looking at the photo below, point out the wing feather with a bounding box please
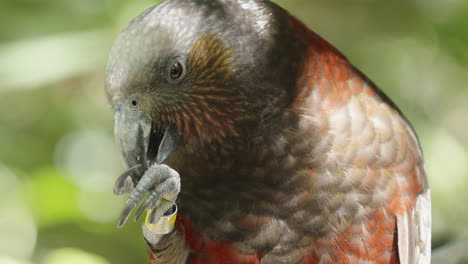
[397,189,431,264]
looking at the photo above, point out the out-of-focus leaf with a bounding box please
[0,256,33,264]
[0,29,113,92]
[24,168,84,228]
[0,165,37,260]
[432,239,468,264]
[41,248,110,264]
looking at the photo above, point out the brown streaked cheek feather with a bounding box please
[160,34,246,142]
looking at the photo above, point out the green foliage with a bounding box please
[25,168,82,227]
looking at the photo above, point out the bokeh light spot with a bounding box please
[77,190,123,223]
[54,129,120,192]
[0,166,37,260]
[41,248,110,264]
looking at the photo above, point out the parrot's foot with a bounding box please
[117,164,181,228]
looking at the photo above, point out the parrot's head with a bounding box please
[105,0,304,175]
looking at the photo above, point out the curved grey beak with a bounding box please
[113,105,181,194]
[114,105,152,184]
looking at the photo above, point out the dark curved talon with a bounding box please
[114,164,142,195]
[148,200,176,224]
[148,208,159,224]
[118,200,138,228]
[134,197,156,221]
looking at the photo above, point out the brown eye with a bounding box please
[169,61,183,80]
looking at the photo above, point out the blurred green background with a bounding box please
[1,0,468,263]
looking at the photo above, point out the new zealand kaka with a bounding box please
[105,0,431,263]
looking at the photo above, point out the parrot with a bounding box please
[105,0,431,263]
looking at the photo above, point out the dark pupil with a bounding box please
[170,62,183,79]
